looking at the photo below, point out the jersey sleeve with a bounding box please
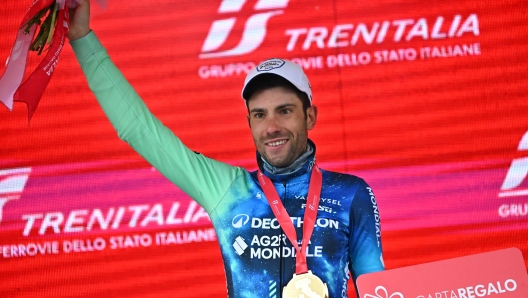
[348,178,385,280]
[70,31,241,213]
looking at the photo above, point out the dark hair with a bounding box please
[244,73,311,114]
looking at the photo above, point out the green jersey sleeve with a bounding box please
[70,31,242,213]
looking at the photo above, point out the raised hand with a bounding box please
[68,0,91,41]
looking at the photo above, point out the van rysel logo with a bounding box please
[199,0,289,59]
[499,130,528,197]
[0,167,31,226]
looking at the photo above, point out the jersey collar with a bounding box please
[256,139,317,182]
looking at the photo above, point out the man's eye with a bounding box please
[254,113,264,119]
[281,109,291,115]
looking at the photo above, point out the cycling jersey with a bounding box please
[71,31,385,298]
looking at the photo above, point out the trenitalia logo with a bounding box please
[0,167,31,225]
[499,131,528,197]
[199,0,288,59]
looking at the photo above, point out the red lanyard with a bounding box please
[257,163,322,274]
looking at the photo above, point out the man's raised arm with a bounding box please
[67,0,241,213]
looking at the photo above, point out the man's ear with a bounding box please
[306,105,318,130]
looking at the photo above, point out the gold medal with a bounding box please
[283,271,329,298]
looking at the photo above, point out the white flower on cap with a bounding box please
[242,58,312,103]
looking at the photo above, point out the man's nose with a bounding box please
[265,115,281,134]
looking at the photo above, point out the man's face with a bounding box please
[247,87,317,168]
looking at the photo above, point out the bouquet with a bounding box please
[0,0,107,121]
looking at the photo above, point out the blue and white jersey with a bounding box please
[211,145,385,297]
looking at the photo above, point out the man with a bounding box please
[68,1,384,297]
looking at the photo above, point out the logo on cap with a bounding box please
[257,59,285,72]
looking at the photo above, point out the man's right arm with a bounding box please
[69,2,241,213]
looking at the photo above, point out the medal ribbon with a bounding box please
[257,162,322,274]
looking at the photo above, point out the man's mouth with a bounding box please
[266,139,288,147]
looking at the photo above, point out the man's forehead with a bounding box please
[247,88,302,110]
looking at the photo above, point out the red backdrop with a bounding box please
[1,0,527,297]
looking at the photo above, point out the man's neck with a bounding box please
[261,142,314,175]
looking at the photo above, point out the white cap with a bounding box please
[241,58,312,103]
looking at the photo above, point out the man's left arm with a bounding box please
[348,179,385,280]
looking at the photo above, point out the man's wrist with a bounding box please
[68,28,92,41]
[70,31,103,66]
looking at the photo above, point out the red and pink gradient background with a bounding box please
[1,0,527,297]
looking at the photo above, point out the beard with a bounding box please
[255,129,308,168]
